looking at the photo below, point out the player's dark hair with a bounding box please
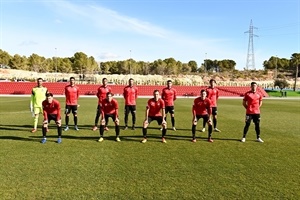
[106,92,113,97]
[46,93,53,97]
[102,78,107,82]
[37,78,43,81]
[153,89,159,94]
[200,89,206,94]
[167,80,172,83]
[209,79,216,84]
[129,78,134,81]
[251,82,257,85]
[70,77,75,81]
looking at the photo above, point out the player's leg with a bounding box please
[212,107,221,132]
[41,118,49,143]
[242,115,252,142]
[170,106,176,130]
[253,114,263,142]
[141,117,151,143]
[93,105,101,131]
[123,105,130,129]
[114,115,121,141]
[130,105,136,130]
[32,107,41,132]
[201,116,206,132]
[72,106,79,130]
[213,114,217,129]
[164,108,169,122]
[192,116,199,142]
[98,114,106,142]
[205,116,213,142]
[55,116,62,143]
[159,117,167,143]
[64,105,71,131]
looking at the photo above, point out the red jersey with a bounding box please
[97,85,112,105]
[101,98,119,116]
[206,87,219,107]
[42,99,61,121]
[65,85,79,105]
[243,90,262,114]
[147,98,165,117]
[123,85,138,105]
[192,97,212,116]
[161,87,177,106]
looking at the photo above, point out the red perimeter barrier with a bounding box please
[0,82,268,97]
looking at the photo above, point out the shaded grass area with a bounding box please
[0,97,299,199]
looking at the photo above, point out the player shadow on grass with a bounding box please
[0,135,39,142]
[0,124,32,132]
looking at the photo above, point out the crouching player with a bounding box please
[192,89,213,143]
[141,90,167,143]
[98,92,120,142]
[41,93,62,144]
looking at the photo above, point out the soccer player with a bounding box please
[98,92,120,142]
[40,93,62,144]
[192,89,213,143]
[203,79,221,132]
[64,77,80,131]
[92,78,112,131]
[161,80,177,131]
[241,82,264,143]
[123,78,138,130]
[141,90,167,143]
[30,78,48,133]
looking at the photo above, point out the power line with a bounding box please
[259,32,300,37]
[258,22,300,31]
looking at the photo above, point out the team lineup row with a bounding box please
[30,77,264,144]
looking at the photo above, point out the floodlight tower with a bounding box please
[245,20,258,70]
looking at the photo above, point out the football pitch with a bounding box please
[0,96,299,200]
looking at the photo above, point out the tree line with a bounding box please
[0,49,299,76]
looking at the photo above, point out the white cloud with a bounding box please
[98,52,120,61]
[46,1,170,38]
[54,19,63,24]
[19,41,38,46]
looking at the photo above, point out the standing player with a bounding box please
[123,78,138,130]
[161,80,177,131]
[92,78,112,131]
[203,79,221,132]
[64,77,80,131]
[41,93,62,144]
[192,89,213,143]
[30,78,48,133]
[241,82,264,143]
[98,92,120,142]
[141,90,167,143]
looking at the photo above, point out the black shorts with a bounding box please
[105,114,117,122]
[165,106,175,114]
[245,114,260,123]
[195,114,209,124]
[124,105,136,114]
[148,116,163,125]
[65,105,78,114]
[212,107,218,115]
[47,114,60,123]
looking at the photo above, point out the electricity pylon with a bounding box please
[245,19,258,70]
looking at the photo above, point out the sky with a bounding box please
[0,0,299,70]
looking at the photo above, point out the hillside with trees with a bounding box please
[0,49,299,90]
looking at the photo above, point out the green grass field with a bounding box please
[0,96,299,200]
[266,90,300,97]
